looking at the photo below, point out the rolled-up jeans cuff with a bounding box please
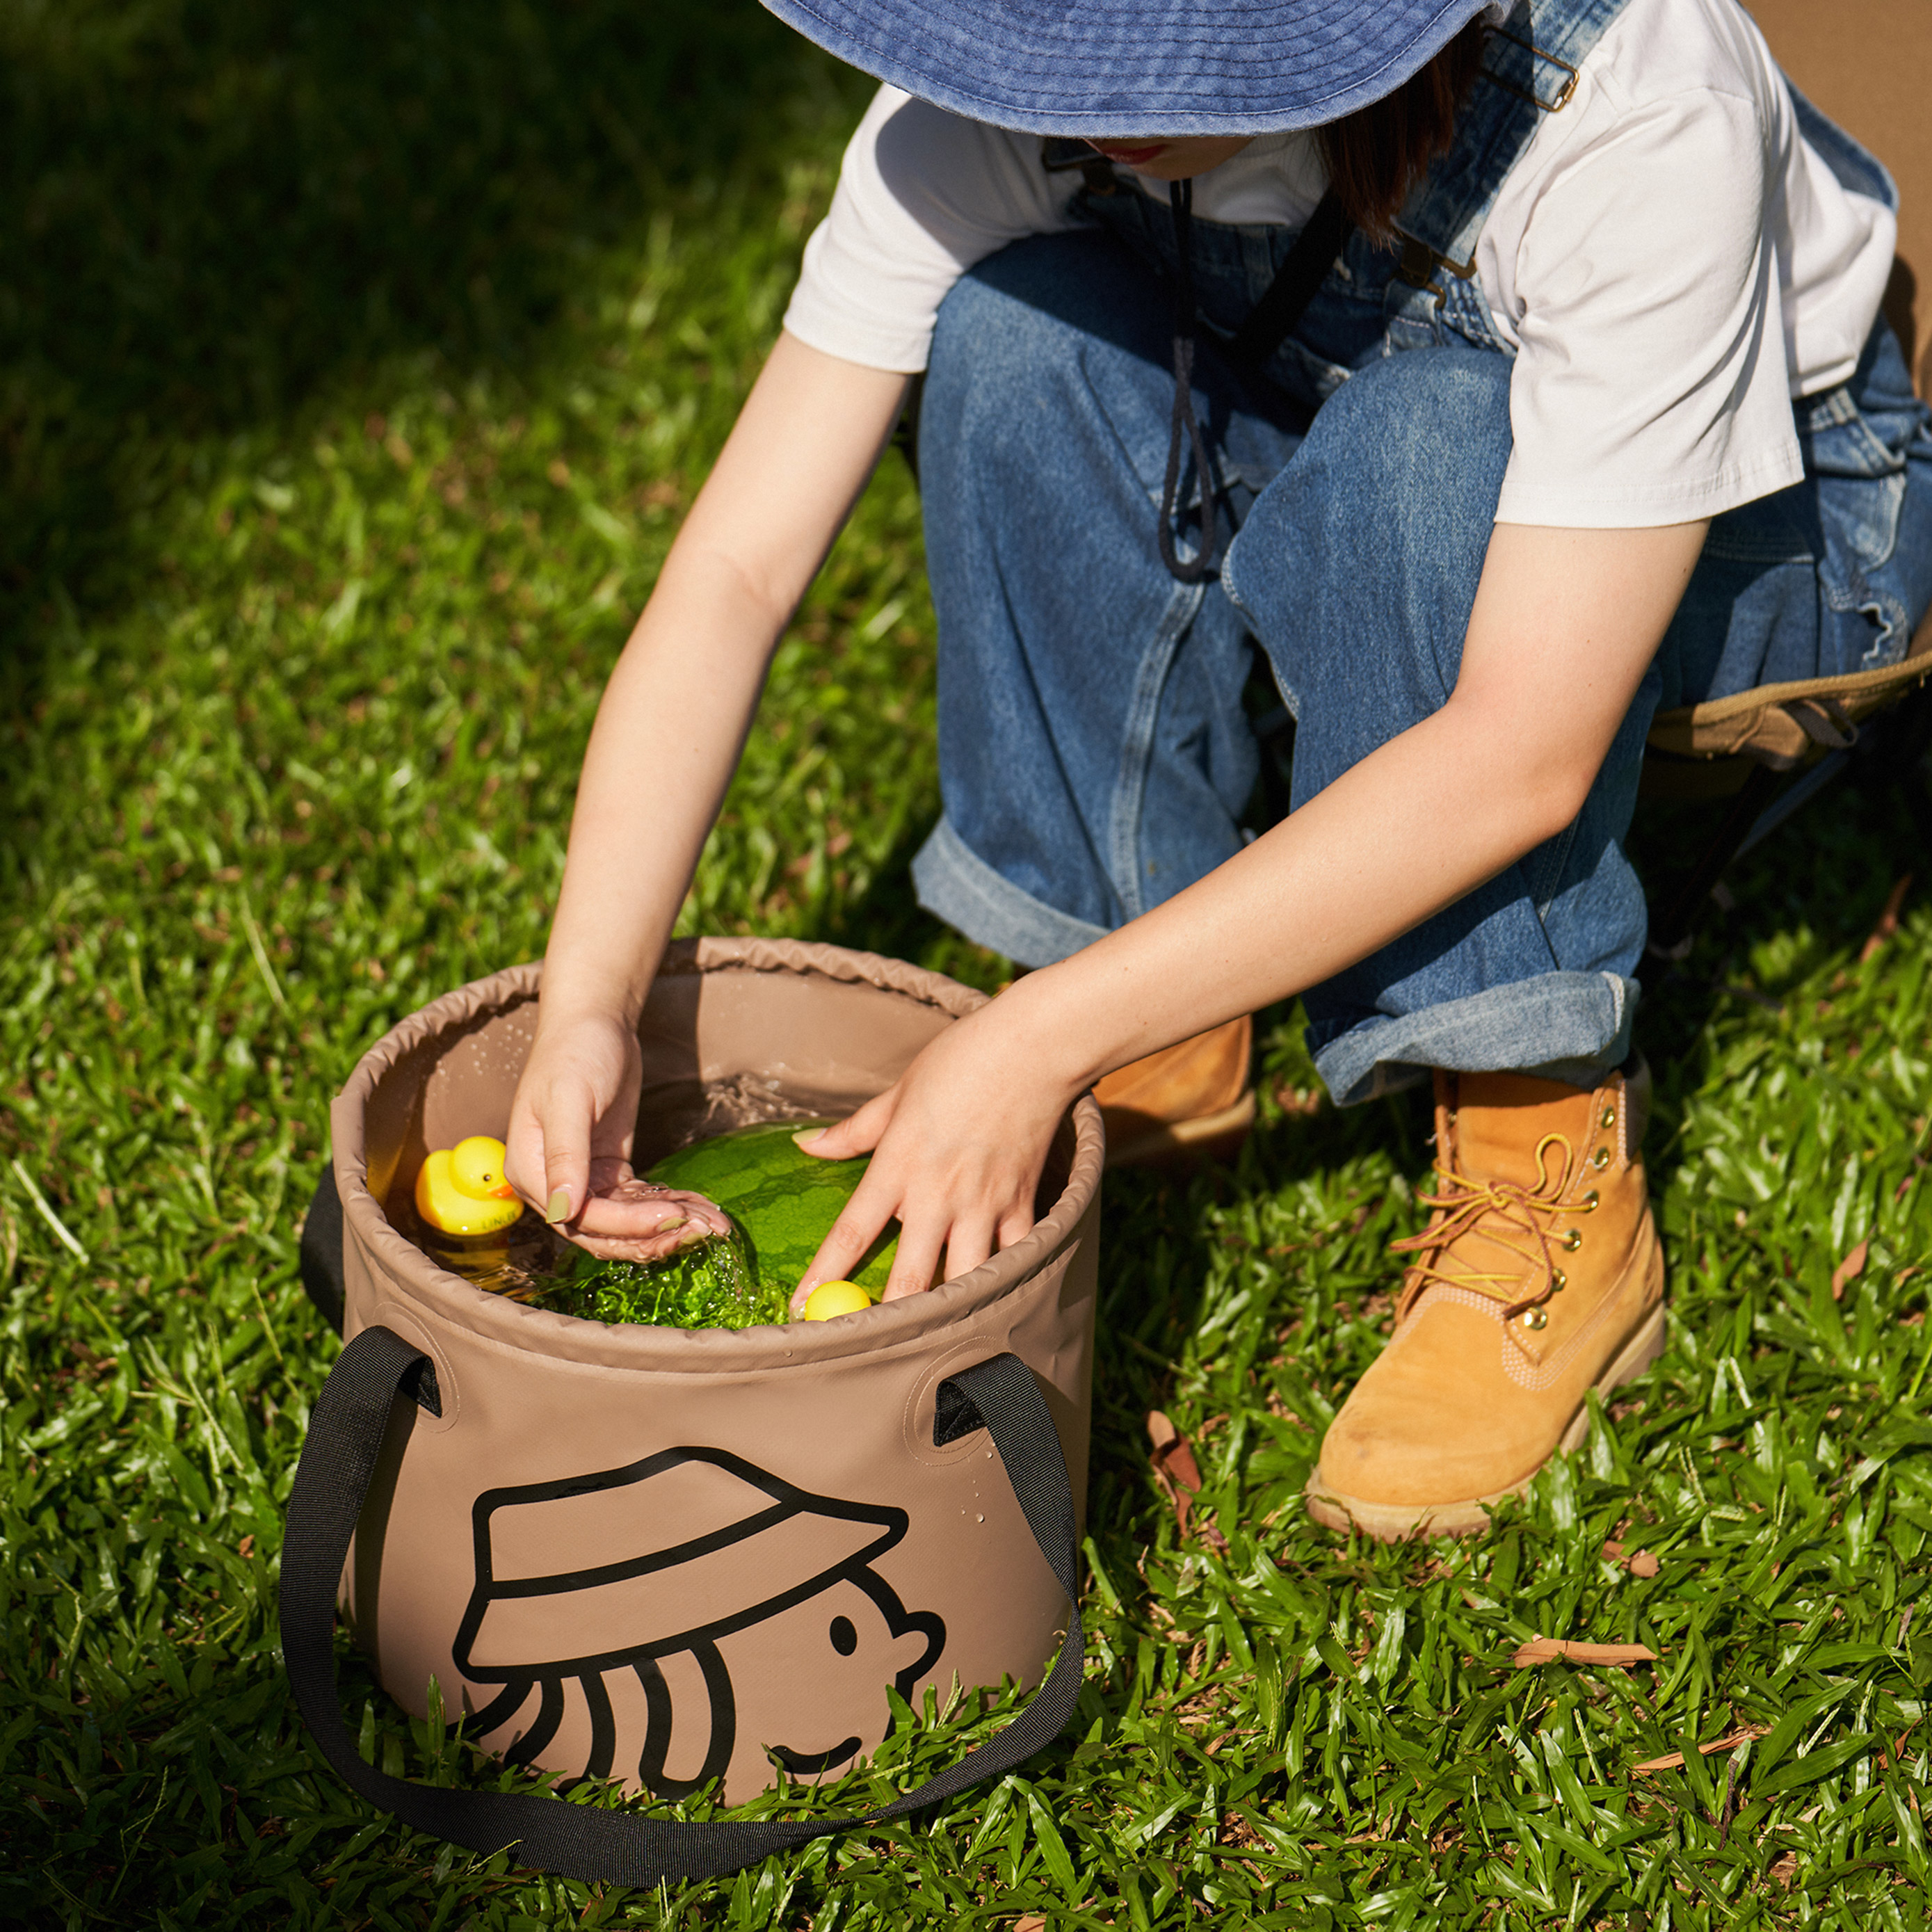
[1313,970,1639,1107]
[911,816,1111,968]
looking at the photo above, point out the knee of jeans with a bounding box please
[926,261,1095,446]
[1301,346,1513,510]
[926,232,1177,475]
[1226,346,1513,664]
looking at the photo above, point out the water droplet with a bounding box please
[975,1513,984,1524]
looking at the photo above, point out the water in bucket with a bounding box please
[396,1085,898,1330]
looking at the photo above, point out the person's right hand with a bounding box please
[505,1006,729,1264]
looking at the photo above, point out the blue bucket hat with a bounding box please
[760,0,1497,137]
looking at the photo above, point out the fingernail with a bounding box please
[791,1128,825,1148]
[656,1212,686,1232]
[545,1187,570,1225]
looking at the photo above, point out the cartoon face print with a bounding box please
[714,1568,944,1787]
[452,1445,947,1805]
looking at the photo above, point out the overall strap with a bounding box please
[1227,188,1354,374]
[1782,79,1896,214]
[1390,0,1633,297]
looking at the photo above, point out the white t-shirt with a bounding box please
[782,0,1897,529]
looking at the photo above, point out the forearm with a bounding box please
[538,333,909,1029]
[1000,517,1709,1097]
[999,700,1573,1090]
[538,558,778,1028]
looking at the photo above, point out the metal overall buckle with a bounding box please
[1392,31,1579,297]
[1483,29,1582,113]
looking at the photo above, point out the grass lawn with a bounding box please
[3,3,1931,1926]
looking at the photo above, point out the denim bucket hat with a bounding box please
[759,0,1498,136]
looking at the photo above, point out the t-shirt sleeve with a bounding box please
[1495,86,1806,528]
[782,86,1083,374]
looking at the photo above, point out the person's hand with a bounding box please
[506,1006,729,1263]
[788,997,1081,1312]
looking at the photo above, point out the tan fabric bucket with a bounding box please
[283,938,1104,1886]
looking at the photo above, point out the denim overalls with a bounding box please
[908,0,1932,1104]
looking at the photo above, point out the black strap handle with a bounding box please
[280,1323,1085,1887]
[299,1168,346,1337]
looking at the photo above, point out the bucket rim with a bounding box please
[329,937,1104,1371]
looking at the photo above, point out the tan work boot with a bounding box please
[1094,1015,1255,1167]
[1305,1060,1666,1540]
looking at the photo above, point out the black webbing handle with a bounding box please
[299,1168,346,1337]
[280,1325,1086,1887]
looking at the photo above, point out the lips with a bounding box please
[1090,141,1168,166]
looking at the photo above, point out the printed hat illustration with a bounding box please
[452,1447,945,1796]
[455,1448,913,1675]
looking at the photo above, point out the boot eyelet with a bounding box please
[1581,1189,1599,1211]
[1550,1269,1566,1293]
[1600,1105,1617,1129]
[1590,1147,1611,1170]
[1562,1227,1582,1251]
[1523,1307,1549,1330]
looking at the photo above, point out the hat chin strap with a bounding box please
[1158,177,1217,586]
[1153,179,1355,586]
[280,1325,1086,1888]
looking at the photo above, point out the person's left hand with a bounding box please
[787,995,1081,1312]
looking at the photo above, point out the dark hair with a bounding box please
[1318,22,1490,240]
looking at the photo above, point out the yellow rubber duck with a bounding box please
[414,1134,522,1237]
[800,1279,873,1321]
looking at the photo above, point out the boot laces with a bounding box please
[1391,1131,1583,1349]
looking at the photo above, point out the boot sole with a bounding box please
[1303,1270,1668,1543]
[1103,1090,1256,1170]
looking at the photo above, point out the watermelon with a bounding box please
[544,1121,897,1330]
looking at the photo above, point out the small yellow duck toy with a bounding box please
[414,1134,523,1237]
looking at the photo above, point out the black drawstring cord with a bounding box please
[1159,177,1217,585]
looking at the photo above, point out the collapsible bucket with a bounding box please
[283,937,1104,1885]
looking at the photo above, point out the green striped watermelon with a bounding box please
[547,1121,897,1329]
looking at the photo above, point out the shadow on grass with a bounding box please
[1625,757,1931,1150]
[0,0,858,666]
